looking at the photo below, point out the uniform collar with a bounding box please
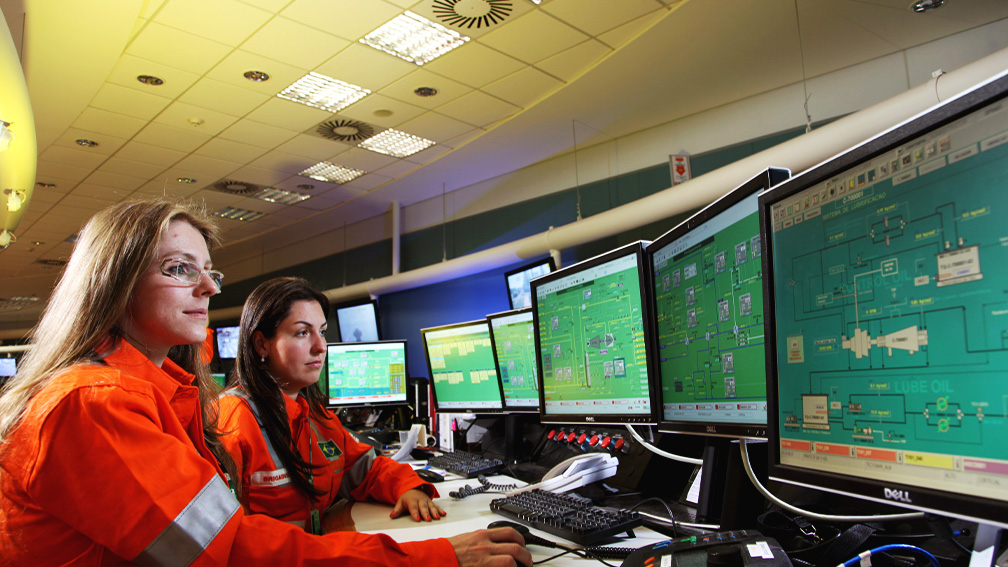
[283,392,309,421]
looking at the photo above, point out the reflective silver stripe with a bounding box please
[222,390,282,468]
[338,443,376,499]
[135,475,239,567]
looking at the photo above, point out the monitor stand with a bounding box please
[969,523,1003,567]
[504,413,526,463]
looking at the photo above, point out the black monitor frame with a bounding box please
[333,297,381,343]
[487,307,540,413]
[421,319,505,415]
[532,241,659,425]
[760,72,1008,529]
[322,339,409,408]
[648,168,790,439]
[504,257,556,310]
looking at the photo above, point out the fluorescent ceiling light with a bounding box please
[277,72,371,112]
[213,207,264,222]
[251,187,312,205]
[360,11,469,65]
[359,128,435,158]
[300,162,367,184]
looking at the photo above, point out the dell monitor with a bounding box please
[324,340,408,407]
[532,241,658,425]
[648,168,790,439]
[761,73,1008,531]
[505,257,556,309]
[422,320,504,413]
[335,299,381,342]
[215,325,239,359]
[487,308,540,412]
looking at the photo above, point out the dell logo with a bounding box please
[884,488,912,503]
[586,416,596,422]
[706,425,717,433]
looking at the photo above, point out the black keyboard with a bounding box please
[426,450,504,478]
[489,489,642,546]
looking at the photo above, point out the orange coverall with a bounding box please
[0,340,456,566]
[217,389,435,531]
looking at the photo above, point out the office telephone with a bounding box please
[510,453,618,494]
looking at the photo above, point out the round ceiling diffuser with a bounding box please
[432,0,513,29]
[316,119,376,143]
[214,180,259,195]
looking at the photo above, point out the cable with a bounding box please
[837,544,941,567]
[628,497,678,537]
[624,424,703,465]
[738,438,924,523]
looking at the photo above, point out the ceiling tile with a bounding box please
[71,108,147,140]
[153,0,272,47]
[135,178,204,198]
[132,122,214,153]
[337,93,426,129]
[342,171,393,191]
[277,134,349,161]
[382,68,474,109]
[241,16,352,69]
[226,164,291,185]
[315,43,418,92]
[479,10,589,64]
[541,0,661,37]
[178,78,272,117]
[436,90,519,127]
[35,161,95,185]
[596,9,668,49]
[330,147,399,171]
[206,49,309,92]
[398,110,478,142]
[248,150,316,175]
[535,38,611,81]
[126,22,232,75]
[424,41,525,88]
[153,101,241,136]
[173,154,244,178]
[39,145,107,171]
[70,183,136,200]
[98,157,169,179]
[81,170,149,192]
[105,54,201,99]
[245,96,333,131]
[218,119,299,149]
[482,66,564,108]
[373,158,421,179]
[194,137,269,162]
[282,0,403,42]
[115,141,188,167]
[90,82,172,121]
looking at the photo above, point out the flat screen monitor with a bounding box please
[422,320,504,413]
[487,308,540,412]
[0,357,15,377]
[324,340,408,407]
[761,72,1008,529]
[532,241,657,425]
[648,168,790,438]
[215,326,239,359]
[335,299,380,343]
[505,257,556,309]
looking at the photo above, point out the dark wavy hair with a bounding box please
[229,276,331,502]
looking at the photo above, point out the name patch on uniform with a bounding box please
[250,468,291,487]
[318,440,342,460]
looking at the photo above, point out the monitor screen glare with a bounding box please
[336,302,380,342]
[488,309,540,410]
[325,341,407,406]
[215,326,239,359]
[0,358,15,377]
[533,243,654,423]
[423,321,503,412]
[506,260,554,309]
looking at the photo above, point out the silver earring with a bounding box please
[260,355,266,363]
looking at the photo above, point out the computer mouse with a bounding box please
[414,468,444,483]
[487,520,555,548]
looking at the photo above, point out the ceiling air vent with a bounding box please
[214,179,260,195]
[35,258,67,267]
[315,119,376,143]
[432,0,513,29]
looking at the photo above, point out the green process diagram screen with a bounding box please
[490,310,539,408]
[424,322,502,411]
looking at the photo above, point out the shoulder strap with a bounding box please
[221,388,283,469]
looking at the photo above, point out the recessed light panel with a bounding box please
[359,128,435,158]
[278,72,371,113]
[360,11,469,65]
[300,162,367,184]
[251,187,312,205]
[213,207,264,222]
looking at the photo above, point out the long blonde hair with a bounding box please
[0,199,232,477]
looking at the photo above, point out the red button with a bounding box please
[613,438,625,450]
[589,435,599,446]
[566,432,577,443]
[600,436,612,448]
[577,433,587,444]
[547,430,556,440]
[557,430,566,441]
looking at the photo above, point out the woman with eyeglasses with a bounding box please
[217,277,444,534]
[0,199,531,567]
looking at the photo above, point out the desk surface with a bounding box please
[349,472,668,566]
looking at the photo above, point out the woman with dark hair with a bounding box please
[0,199,530,567]
[218,277,443,533]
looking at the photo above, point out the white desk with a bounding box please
[348,472,668,566]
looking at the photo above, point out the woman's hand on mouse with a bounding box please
[390,488,446,522]
[449,527,532,567]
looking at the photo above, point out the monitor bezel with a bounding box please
[531,240,659,425]
[214,325,240,360]
[759,73,1008,528]
[648,168,790,439]
[421,319,505,415]
[322,339,409,408]
[333,297,382,343]
[487,307,540,413]
[504,257,556,310]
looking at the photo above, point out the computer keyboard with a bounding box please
[425,449,505,478]
[489,488,642,546]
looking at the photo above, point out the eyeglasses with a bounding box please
[160,258,224,291]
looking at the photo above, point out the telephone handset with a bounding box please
[510,453,618,495]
